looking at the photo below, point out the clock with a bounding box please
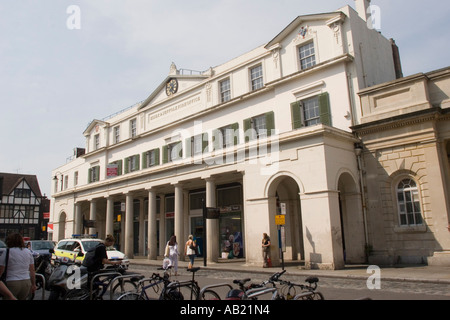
[165,78,178,96]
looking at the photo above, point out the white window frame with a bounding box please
[298,41,316,70]
[396,178,423,227]
[250,64,263,91]
[219,78,231,103]
[114,126,120,144]
[130,119,137,138]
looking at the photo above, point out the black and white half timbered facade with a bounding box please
[0,173,48,241]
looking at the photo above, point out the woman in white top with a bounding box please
[0,233,36,300]
[166,235,179,275]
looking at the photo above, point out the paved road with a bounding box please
[128,265,450,300]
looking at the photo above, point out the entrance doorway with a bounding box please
[267,175,304,262]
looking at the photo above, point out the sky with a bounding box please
[0,0,449,198]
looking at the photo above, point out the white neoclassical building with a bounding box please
[50,1,401,269]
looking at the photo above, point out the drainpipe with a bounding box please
[355,143,369,257]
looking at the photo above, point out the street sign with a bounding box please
[275,215,285,225]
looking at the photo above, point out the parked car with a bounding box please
[54,237,129,269]
[25,240,55,258]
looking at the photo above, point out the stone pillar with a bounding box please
[124,192,134,258]
[174,184,184,260]
[300,190,344,270]
[138,197,145,256]
[205,178,219,262]
[74,202,82,235]
[159,194,166,257]
[147,189,157,260]
[89,199,97,235]
[105,196,114,237]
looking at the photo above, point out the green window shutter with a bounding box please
[265,112,275,137]
[243,118,252,142]
[124,157,129,174]
[202,133,209,153]
[88,168,92,183]
[142,151,148,169]
[134,154,140,171]
[185,137,192,158]
[231,123,239,145]
[117,160,123,176]
[318,92,331,126]
[154,148,160,166]
[212,129,221,151]
[95,166,100,181]
[162,145,168,164]
[290,101,303,129]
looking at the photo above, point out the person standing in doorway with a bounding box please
[262,233,271,268]
[185,235,196,269]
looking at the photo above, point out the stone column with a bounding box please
[124,192,134,258]
[174,184,184,259]
[89,199,97,235]
[205,178,219,262]
[105,196,114,237]
[147,189,157,260]
[74,202,82,235]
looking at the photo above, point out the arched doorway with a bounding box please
[337,171,366,263]
[58,211,66,240]
[266,174,304,265]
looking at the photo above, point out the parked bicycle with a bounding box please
[64,264,143,300]
[264,270,324,300]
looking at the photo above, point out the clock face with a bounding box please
[166,78,178,96]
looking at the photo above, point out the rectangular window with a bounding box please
[64,175,69,190]
[219,78,231,102]
[213,124,239,150]
[114,126,120,144]
[243,112,275,142]
[14,189,31,198]
[130,119,137,138]
[74,171,79,186]
[162,142,183,163]
[88,166,100,183]
[250,65,263,91]
[290,92,331,129]
[94,134,100,150]
[142,149,160,169]
[124,155,140,174]
[299,42,316,70]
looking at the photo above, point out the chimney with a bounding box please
[390,39,403,79]
[354,0,371,22]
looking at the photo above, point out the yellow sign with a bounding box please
[275,215,285,225]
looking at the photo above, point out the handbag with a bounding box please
[0,248,9,283]
[164,244,170,257]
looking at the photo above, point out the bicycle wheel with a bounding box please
[202,289,221,300]
[111,280,137,300]
[117,292,145,301]
[64,288,90,300]
[311,291,324,300]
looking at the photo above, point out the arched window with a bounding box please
[396,179,422,226]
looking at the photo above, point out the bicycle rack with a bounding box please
[199,283,233,298]
[35,273,46,300]
[89,271,122,300]
[107,273,142,300]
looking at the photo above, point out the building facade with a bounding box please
[353,67,450,266]
[0,173,49,241]
[50,2,400,269]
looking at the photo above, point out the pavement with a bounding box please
[129,257,450,284]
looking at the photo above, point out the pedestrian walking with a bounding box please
[166,235,180,275]
[185,235,197,269]
[0,233,36,300]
